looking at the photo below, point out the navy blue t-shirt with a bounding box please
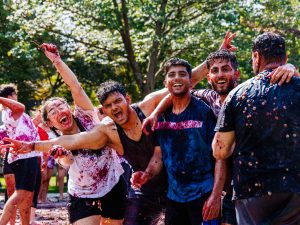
[216,70,300,200]
[155,96,216,202]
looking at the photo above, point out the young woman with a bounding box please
[37,44,125,225]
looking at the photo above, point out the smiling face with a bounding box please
[164,65,191,97]
[44,99,75,133]
[101,91,131,126]
[208,59,239,96]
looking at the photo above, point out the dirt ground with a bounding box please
[0,207,69,225]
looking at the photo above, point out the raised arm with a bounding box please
[191,31,237,87]
[40,43,94,111]
[0,97,25,120]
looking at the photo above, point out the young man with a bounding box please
[213,32,300,224]
[0,84,42,225]
[131,58,225,225]
[3,63,209,225]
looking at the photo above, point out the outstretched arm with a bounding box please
[0,97,25,120]
[2,124,110,154]
[40,43,94,111]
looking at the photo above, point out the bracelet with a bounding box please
[31,141,36,151]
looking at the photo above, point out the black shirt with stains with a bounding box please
[216,70,300,200]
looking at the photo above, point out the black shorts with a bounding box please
[165,192,213,225]
[3,150,13,175]
[68,177,126,224]
[222,192,237,224]
[10,157,39,191]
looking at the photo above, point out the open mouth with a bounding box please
[173,83,183,87]
[59,115,69,125]
[113,111,123,120]
[217,80,227,84]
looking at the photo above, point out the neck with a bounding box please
[219,94,227,103]
[172,93,191,114]
[120,107,139,131]
[259,61,284,73]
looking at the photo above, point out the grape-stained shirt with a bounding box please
[67,106,124,198]
[2,108,42,163]
[216,70,300,200]
[155,96,216,202]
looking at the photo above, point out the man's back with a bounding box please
[217,70,300,199]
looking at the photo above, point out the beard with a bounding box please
[211,79,235,95]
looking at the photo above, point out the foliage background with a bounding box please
[0,0,299,109]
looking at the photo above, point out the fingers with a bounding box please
[227,32,236,43]
[142,121,150,135]
[278,73,288,86]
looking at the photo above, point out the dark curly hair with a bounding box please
[163,58,192,78]
[96,80,126,104]
[252,32,286,64]
[206,50,238,71]
[0,84,18,98]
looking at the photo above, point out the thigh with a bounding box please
[73,215,101,225]
[11,157,39,191]
[100,177,126,220]
[165,198,190,225]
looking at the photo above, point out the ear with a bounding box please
[46,120,53,128]
[163,79,167,88]
[253,51,260,66]
[125,94,132,105]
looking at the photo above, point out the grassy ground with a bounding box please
[0,176,67,193]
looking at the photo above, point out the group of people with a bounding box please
[0,31,299,225]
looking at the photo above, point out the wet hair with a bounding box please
[41,97,69,123]
[206,49,238,71]
[0,84,17,98]
[163,58,192,78]
[96,80,126,104]
[252,32,286,64]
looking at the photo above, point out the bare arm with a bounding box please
[191,31,237,87]
[0,97,25,120]
[3,124,112,154]
[202,159,227,220]
[212,131,236,160]
[41,44,94,110]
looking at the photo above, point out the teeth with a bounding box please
[173,84,182,87]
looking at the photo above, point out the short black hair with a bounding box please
[164,58,192,78]
[252,32,286,64]
[206,50,238,71]
[96,80,126,104]
[0,84,17,98]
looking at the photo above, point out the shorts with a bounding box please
[3,150,13,175]
[165,192,212,225]
[10,157,39,192]
[124,194,166,225]
[235,192,300,225]
[32,165,41,208]
[68,177,126,223]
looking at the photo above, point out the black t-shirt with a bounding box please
[216,70,300,200]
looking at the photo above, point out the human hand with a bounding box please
[0,137,33,154]
[40,43,61,64]
[268,63,297,85]
[130,171,150,189]
[219,31,237,52]
[202,193,221,221]
[142,114,158,135]
[49,145,70,159]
